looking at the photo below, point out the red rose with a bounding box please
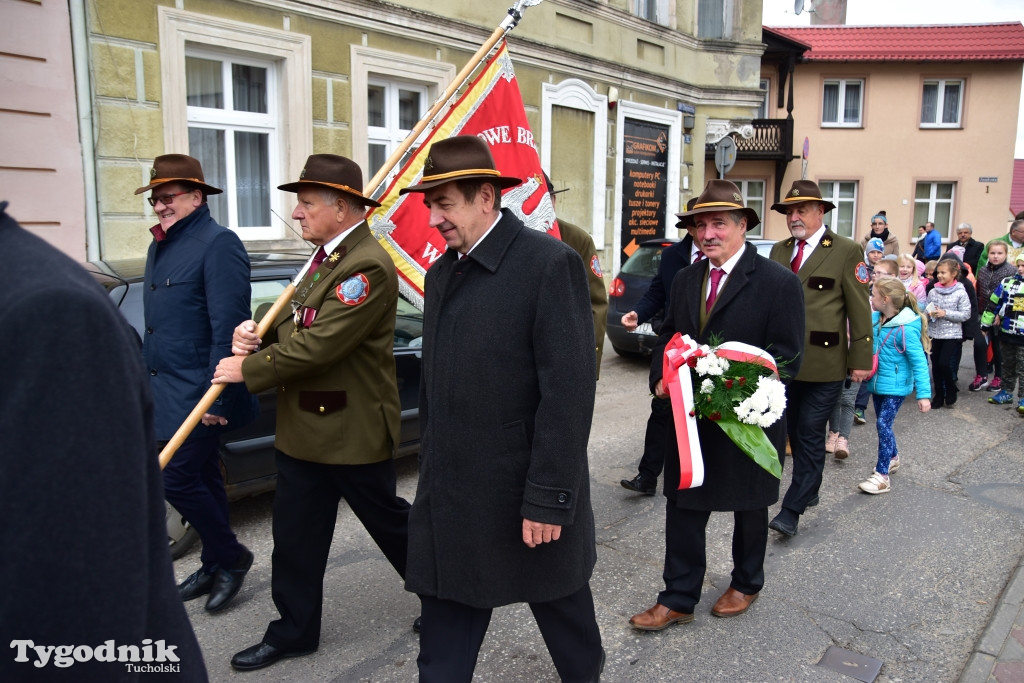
[725,379,734,389]
[709,411,722,421]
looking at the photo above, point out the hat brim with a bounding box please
[399,172,522,195]
[676,204,760,232]
[770,197,836,214]
[134,178,223,196]
[277,180,382,208]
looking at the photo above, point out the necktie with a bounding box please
[693,250,704,264]
[706,267,723,313]
[301,247,329,328]
[791,239,807,273]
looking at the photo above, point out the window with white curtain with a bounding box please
[634,0,670,26]
[914,182,956,240]
[821,78,863,127]
[921,79,963,127]
[697,0,728,38]
[186,50,277,230]
[819,180,858,239]
[733,179,765,237]
[367,80,427,179]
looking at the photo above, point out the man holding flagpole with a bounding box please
[401,136,604,682]
[213,154,412,672]
[630,180,803,630]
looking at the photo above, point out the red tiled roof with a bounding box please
[1012,159,1024,217]
[765,23,1024,62]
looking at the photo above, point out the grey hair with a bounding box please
[315,187,361,212]
[1011,219,1024,233]
[957,222,972,233]
[726,209,748,228]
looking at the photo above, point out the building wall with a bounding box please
[759,59,1023,248]
[0,0,87,259]
[80,0,767,274]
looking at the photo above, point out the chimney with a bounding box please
[810,0,847,25]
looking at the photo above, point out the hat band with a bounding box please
[421,168,502,183]
[782,195,824,203]
[150,176,206,186]
[300,180,368,199]
[694,201,745,210]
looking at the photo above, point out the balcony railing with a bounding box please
[705,118,794,161]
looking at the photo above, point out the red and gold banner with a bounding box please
[366,41,556,307]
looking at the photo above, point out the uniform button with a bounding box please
[150,284,156,290]
[319,405,325,414]
[150,369,157,376]
[146,327,153,334]
[824,341,829,346]
[557,493,568,503]
[818,284,823,289]
[265,354,272,362]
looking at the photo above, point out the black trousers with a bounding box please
[417,585,603,683]
[781,379,843,514]
[637,396,672,481]
[263,451,410,650]
[162,435,242,570]
[658,503,768,613]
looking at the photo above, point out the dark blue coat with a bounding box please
[633,234,695,325]
[143,204,257,441]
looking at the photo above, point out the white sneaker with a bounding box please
[834,436,849,460]
[859,472,891,495]
[825,431,839,453]
[889,456,900,473]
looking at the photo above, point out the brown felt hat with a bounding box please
[278,154,380,207]
[134,154,222,195]
[399,136,521,194]
[677,180,760,232]
[770,179,836,214]
[674,197,699,230]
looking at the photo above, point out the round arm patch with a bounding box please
[337,273,370,305]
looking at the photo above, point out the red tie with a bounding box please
[693,250,704,264]
[301,247,328,328]
[791,239,807,273]
[706,267,724,313]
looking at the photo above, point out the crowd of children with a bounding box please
[823,215,1024,497]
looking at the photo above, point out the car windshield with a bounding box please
[620,244,669,278]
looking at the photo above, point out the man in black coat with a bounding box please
[947,222,984,275]
[401,136,604,682]
[0,201,208,681]
[620,198,701,495]
[629,181,804,630]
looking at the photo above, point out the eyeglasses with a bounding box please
[147,191,189,207]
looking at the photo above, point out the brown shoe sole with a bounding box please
[711,592,758,618]
[629,612,695,631]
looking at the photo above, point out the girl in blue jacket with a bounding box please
[859,279,933,494]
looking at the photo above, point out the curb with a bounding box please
[959,558,1024,682]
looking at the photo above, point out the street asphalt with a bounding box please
[175,339,1024,682]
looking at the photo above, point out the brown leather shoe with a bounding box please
[710,587,758,618]
[629,603,694,631]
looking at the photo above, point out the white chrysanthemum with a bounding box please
[695,354,729,377]
[734,376,787,427]
[700,378,714,394]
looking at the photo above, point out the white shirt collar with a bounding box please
[461,212,502,258]
[322,221,360,255]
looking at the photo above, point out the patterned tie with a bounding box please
[791,239,807,273]
[301,247,328,328]
[706,267,724,313]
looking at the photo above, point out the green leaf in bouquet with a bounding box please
[714,415,783,479]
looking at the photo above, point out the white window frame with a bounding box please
[755,78,771,119]
[821,78,863,128]
[731,179,765,237]
[633,0,670,26]
[541,79,608,253]
[819,180,858,239]
[914,181,956,241]
[921,78,964,128]
[158,7,311,242]
[697,0,733,39]
[185,48,278,231]
[351,46,454,188]
[366,79,429,180]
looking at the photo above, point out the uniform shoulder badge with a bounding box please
[855,261,870,284]
[590,255,603,278]
[337,273,370,305]
[821,236,833,248]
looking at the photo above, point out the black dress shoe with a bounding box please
[177,567,215,601]
[620,474,656,495]
[206,546,254,613]
[807,495,819,507]
[768,510,798,537]
[230,642,315,671]
[413,616,422,633]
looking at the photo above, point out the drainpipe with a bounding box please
[69,0,100,260]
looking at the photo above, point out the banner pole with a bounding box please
[158,1,541,469]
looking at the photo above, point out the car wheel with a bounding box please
[166,500,199,560]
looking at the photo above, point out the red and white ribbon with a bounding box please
[663,334,706,490]
[715,342,779,379]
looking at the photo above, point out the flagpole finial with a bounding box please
[502,0,542,30]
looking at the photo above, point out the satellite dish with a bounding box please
[794,0,805,15]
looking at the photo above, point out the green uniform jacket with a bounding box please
[770,230,873,382]
[558,219,608,375]
[242,222,400,465]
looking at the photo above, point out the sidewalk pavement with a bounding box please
[960,557,1024,683]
